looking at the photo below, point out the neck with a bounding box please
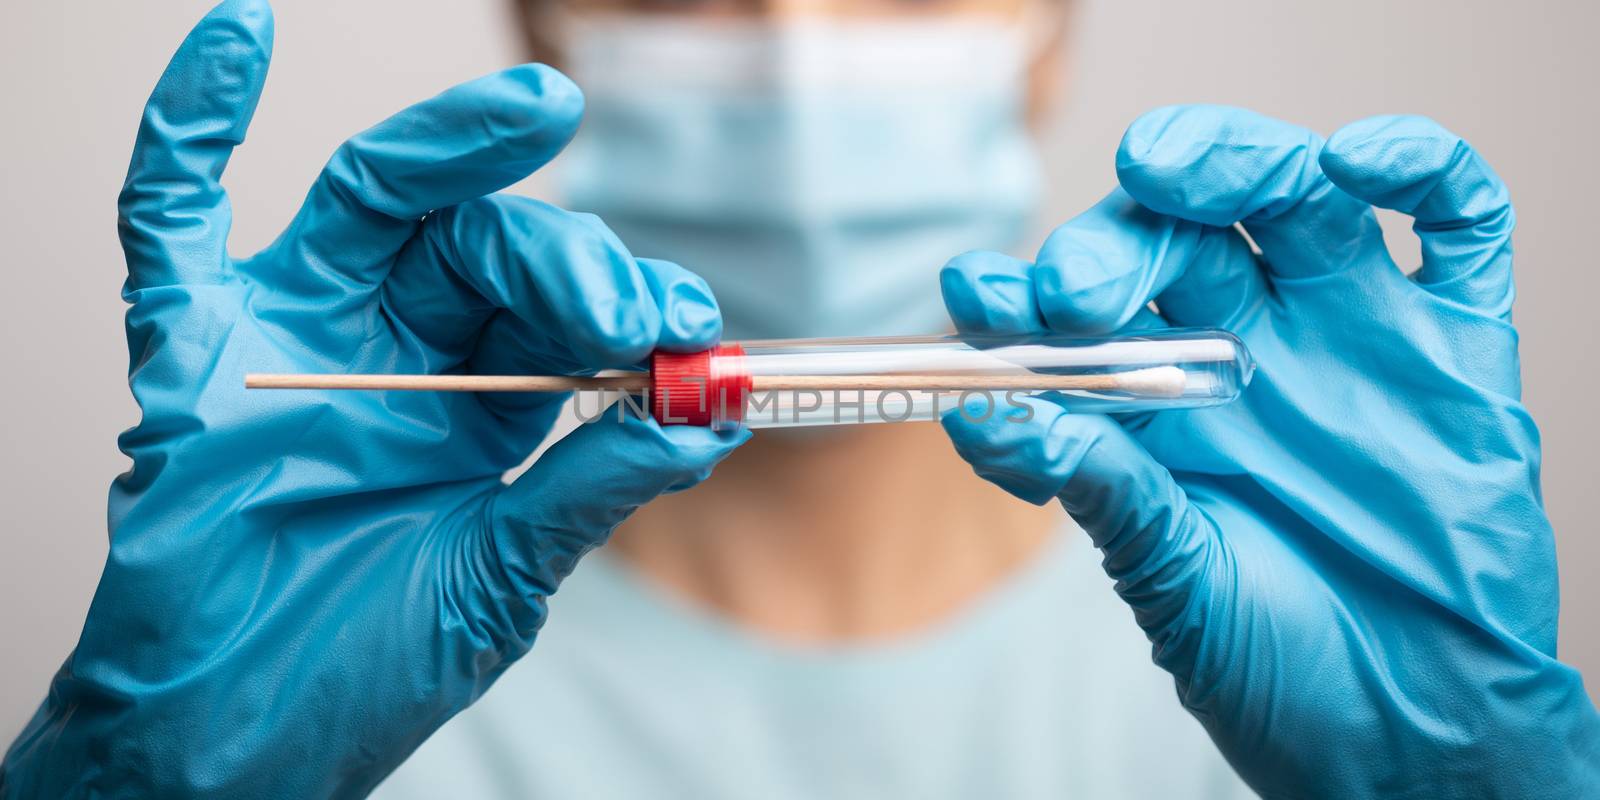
[608,421,1061,643]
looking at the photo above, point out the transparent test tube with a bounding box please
[652,328,1253,432]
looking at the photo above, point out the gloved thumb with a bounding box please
[942,395,1220,666]
[485,408,748,605]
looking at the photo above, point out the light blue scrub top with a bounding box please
[376,528,1254,799]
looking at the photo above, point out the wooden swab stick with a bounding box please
[245,366,1190,397]
[245,373,654,392]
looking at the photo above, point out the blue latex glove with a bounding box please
[0,2,745,796]
[941,105,1600,797]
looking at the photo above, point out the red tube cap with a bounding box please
[650,344,750,430]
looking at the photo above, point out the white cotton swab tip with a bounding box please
[1110,366,1191,398]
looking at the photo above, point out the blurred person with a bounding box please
[380,0,1254,796]
[4,1,1596,798]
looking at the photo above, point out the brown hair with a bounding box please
[507,0,1074,64]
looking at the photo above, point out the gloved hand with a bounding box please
[0,2,745,797]
[941,105,1600,797]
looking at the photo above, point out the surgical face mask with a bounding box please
[555,14,1043,340]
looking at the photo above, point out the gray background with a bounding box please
[2,0,1595,741]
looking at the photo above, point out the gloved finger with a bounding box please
[1031,190,1195,334]
[1149,228,1268,329]
[384,194,662,374]
[484,411,748,604]
[246,64,583,303]
[942,191,1265,335]
[119,0,273,293]
[1116,105,1391,280]
[1320,116,1515,319]
[463,257,722,420]
[942,395,1221,662]
[941,251,1047,337]
[636,258,724,352]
